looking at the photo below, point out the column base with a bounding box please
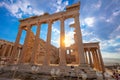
[79,63,88,67]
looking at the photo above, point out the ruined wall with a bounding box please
[21,31,59,64]
[0,40,14,57]
[36,39,59,64]
[22,30,35,63]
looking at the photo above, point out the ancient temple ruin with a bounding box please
[0,2,105,79]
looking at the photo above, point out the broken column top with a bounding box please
[66,2,80,11]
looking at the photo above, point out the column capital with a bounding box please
[26,24,32,31]
[36,23,41,28]
[19,26,22,30]
[48,19,53,22]
[60,16,66,21]
[87,47,91,51]
[73,12,79,18]
[36,21,42,26]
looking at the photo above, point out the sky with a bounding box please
[0,0,120,62]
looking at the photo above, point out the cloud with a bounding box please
[102,52,120,59]
[52,27,60,34]
[84,17,95,27]
[0,0,44,18]
[54,0,68,12]
[112,10,120,16]
[110,25,120,38]
[0,0,68,18]
[92,0,102,9]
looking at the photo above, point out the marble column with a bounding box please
[88,48,93,67]
[2,44,8,57]
[93,49,98,69]
[97,47,105,72]
[11,27,22,61]
[91,49,97,69]
[17,48,21,58]
[59,18,66,66]
[94,48,100,71]
[69,49,71,54]
[7,45,13,57]
[74,13,86,65]
[19,25,31,63]
[30,23,41,64]
[16,47,20,58]
[44,21,52,66]
[84,50,88,64]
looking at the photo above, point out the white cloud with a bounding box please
[102,51,120,59]
[84,17,95,27]
[113,10,120,16]
[0,0,68,18]
[82,29,94,37]
[92,0,102,9]
[52,27,60,34]
[51,39,59,47]
[53,0,68,12]
[0,0,44,18]
[110,25,120,38]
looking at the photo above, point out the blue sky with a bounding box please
[0,0,120,60]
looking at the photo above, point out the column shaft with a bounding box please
[98,48,105,72]
[91,49,96,69]
[94,48,100,71]
[44,21,52,65]
[74,13,86,65]
[93,49,98,69]
[7,45,13,57]
[31,23,41,64]
[88,48,93,67]
[85,50,88,64]
[69,49,71,55]
[19,25,31,63]
[59,18,66,66]
[16,48,22,58]
[11,27,22,61]
[2,45,8,57]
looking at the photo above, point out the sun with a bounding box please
[64,38,71,47]
[64,33,74,47]
[56,32,75,47]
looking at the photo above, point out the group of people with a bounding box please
[112,70,120,80]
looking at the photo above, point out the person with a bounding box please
[115,70,119,80]
[112,71,117,78]
[118,74,120,80]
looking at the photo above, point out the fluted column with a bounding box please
[94,48,100,70]
[7,45,13,57]
[97,47,105,72]
[17,48,21,58]
[69,49,71,54]
[2,44,8,57]
[74,13,86,65]
[43,21,52,66]
[84,50,88,64]
[92,49,98,69]
[30,23,41,64]
[59,18,66,66]
[88,48,93,67]
[19,25,31,63]
[11,27,22,61]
